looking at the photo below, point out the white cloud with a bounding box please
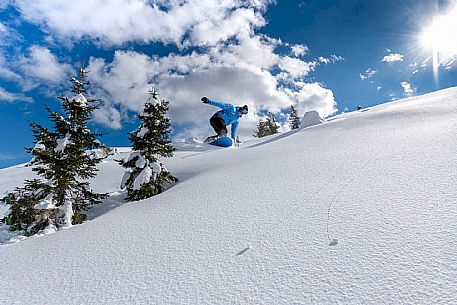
[11,0,338,139]
[0,22,22,46]
[20,45,72,83]
[400,82,414,96]
[318,55,344,65]
[290,44,308,57]
[359,68,377,80]
[93,105,122,130]
[0,1,10,10]
[88,45,337,139]
[187,7,265,47]
[382,53,404,63]
[0,86,32,103]
[288,83,337,119]
[0,52,21,82]
[278,56,316,78]
[14,0,273,47]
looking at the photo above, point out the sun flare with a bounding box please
[420,5,457,84]
[420,7,457,53]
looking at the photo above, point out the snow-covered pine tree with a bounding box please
[267,112,280,135]
[119,87,178,201]
[253,119,269,138]
[6,63,107,235]
[253,112,280,138]
[289,105,300,130]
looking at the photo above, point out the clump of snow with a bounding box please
[72,93,88,106]
[299,110,324,129]
[136,126,148,138]
[133,165,153,190]
[59,196,73,228]
[127,151,140,162]
[122,152,162,191]
[32,141,45,151]
[135,155,147,168]
[88,147,113,159]
[120,170,131,189]
[38,223,57,235]
[55,133,72,153]
[34,193,56,210]
[151,162,161,175]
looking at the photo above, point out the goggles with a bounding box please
[239,105,248,114]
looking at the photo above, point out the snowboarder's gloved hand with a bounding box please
[201,96,209,104]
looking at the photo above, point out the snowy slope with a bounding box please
[1,87,457,304]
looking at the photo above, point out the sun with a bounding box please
[419,5,457,84]
[420,7,457,54]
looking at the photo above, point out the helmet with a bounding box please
[239,105,248,115]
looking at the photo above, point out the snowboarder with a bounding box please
[201,96,249,145]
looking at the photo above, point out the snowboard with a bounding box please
[207,136,233,147]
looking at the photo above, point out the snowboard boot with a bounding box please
[204,135,220,143]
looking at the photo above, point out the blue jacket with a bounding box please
[208,99,241,140]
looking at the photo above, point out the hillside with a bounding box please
[1,87,457,304]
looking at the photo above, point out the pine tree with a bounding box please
[6,64,107,235]
[289,105,301,130]
[253,112,280,138]
[119,87,178,201]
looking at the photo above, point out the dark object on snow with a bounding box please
[356,105,362,110]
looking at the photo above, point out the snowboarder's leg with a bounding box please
[209,115,228,136]
[205,115,228,143]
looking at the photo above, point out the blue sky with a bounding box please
[0,0,456,168]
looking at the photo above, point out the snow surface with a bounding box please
[2,88,457,304]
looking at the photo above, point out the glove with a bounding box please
[201,96,209,104]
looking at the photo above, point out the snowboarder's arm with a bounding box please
[207,100,232,110]
[231,121,239,140]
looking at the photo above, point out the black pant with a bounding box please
[210,114,227,136]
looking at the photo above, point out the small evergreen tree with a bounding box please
[253,112,280,138]
[6,64,107,235]
[289,105,300,130]
[253,119,269,138]
[119,87,178,201]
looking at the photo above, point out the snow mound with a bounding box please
[300,110,324,129]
